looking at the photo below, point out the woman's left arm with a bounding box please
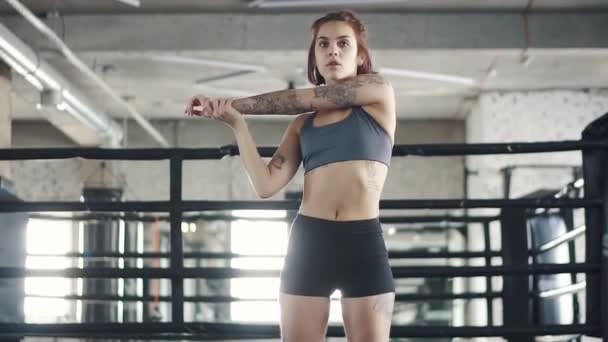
[231,73,393,115]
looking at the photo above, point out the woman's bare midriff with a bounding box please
[298,159,388,221]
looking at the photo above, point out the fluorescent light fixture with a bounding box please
[379,67,477,86]
[194,70,255,85]
[115,0,140,7]
[192,84,257,98]
[250,0,406,8]
[144,55,267,72]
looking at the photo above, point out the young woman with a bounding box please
[185,10,396,342]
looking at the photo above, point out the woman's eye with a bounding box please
[319,41,328,47]
[339,41,349,47]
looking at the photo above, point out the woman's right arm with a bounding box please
[231,114,305,199]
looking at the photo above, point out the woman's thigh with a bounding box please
[279,292,331,342]
[341,292,395,342]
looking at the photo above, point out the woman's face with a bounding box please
[314,21,363,85]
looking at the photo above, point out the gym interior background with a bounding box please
[1,1,608,341]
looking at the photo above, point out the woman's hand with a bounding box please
[185,94,213,117]
[210,98,245,129]
[185,96,244,129]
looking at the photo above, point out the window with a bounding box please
[230,210,287,322]
[25,218,72,323]
[229,210,343,323]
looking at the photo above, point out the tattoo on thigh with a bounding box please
[373,294,394,318]
[270,153,287,170]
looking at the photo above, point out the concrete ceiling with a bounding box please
[10,48,608,121]
[1,0,608,14]
[1,0,608,145]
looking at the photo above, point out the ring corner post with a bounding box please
[581,112,608,339]
[500,207,533,342]
[170,156,184,324]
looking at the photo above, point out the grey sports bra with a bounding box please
[299,106,393,174]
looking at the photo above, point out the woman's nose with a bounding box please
[328,44,339,56]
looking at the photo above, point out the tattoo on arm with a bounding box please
[269,153,287,170]
[313,82,357,107]
[360,73,391,86]
[231,74,389,115]
[366,162,382,193]
[313,73,390,107]
[232,90,311,115]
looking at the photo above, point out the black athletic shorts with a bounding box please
[279,213,395,298]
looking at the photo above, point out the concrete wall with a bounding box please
[11,118,465,204]
[467,89,608,201]
[465,89,608,339]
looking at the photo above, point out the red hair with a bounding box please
[307,10,374,86]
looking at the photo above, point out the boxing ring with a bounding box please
[0,113,606,340]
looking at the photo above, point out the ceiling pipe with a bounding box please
[379,67,478,87]
[249,0,407,8]
[0,23,123,146]
[4,0,170,147]
[115,0,141,7]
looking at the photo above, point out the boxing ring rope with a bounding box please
[0,113,606,339]
[29,212,498,223]
[0,322,598,340]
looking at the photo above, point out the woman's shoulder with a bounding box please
[290,112,314,135]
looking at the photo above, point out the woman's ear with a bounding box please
[357,53,364,67]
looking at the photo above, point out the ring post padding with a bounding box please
[581,112,608,339]
[170,156,184,324]
[500,207,534,342]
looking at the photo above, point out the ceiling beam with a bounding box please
[2,12,607,51]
